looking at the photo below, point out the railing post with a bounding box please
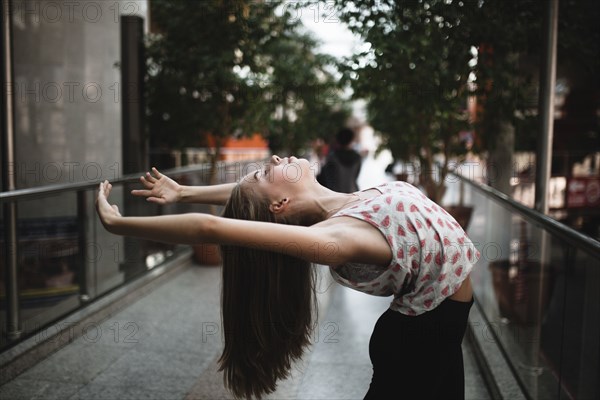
[535,0,559,214]
[534,2,559,392]
[1,0,21,340]
[3,202,20,340]
[77,191,90,302]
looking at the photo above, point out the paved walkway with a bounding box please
[0,264,490,399]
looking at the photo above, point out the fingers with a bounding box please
[144,171,157,183]
[139,167,163,188]
[138,176,152,189]
[97,181,113,215]
[143,167,162,183]
[146,197,166,205]
[99,180,113,198]
[130,189,166,204]
[131,189,152,197]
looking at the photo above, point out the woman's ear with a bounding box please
[269,198,289,214]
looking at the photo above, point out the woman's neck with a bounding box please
[318,193,363,219]
[294,188,364,225]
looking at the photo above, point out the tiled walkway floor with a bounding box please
[0,264,490,400]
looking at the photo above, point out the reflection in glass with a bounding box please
[451,175,599,399]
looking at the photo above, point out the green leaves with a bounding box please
[331,0,474,200]
[333,0,598,200]
[146,0,349,154]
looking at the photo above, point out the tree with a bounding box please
[335,0,599,199]
[334,0,473,202]
[146,0,350,172]
[260,29,350,155]
[146,1,280,174]
[465,1,542,194]
[337,0,472,201]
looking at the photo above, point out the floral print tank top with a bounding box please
[329,181,480,316]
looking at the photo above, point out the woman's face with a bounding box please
[242,155,314,199]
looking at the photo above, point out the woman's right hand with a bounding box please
[131,167,181,205]
[97,180,122,230]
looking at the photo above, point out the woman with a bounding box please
[97,155,480,399]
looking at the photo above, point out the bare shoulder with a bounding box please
[314,216,393,267]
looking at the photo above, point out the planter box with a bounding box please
[192,243,222,266]
[490,260,555,325]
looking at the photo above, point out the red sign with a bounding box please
[566,177,600,208]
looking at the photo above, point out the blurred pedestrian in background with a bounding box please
[317,127,363,193]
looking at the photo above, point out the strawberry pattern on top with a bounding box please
[329,181,481,316]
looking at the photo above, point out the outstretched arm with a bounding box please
[97,181,349,265]
[98,181,212,244]
[131,167,236,205]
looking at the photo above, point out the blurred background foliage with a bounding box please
[332,0,599,199]
[144,0,598,197]
[145,0,349,160]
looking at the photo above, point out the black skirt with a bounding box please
[364,298,474,400]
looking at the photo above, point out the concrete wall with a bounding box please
[12,0,148,193]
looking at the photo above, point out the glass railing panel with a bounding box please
[548,245,599,400]
[86,182,178,298]
[1,160,264,351]
[1,192,82,347]
[445,173,599,399]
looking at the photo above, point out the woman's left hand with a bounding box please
[96,180,122,229]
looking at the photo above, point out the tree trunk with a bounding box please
[485,120,514,282]
[487,120,515,196]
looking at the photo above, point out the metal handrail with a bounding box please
[3,164,598,256]
[450,171,600,257]
[0,161,249,202]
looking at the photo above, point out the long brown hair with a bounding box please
[218,183,318,399]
